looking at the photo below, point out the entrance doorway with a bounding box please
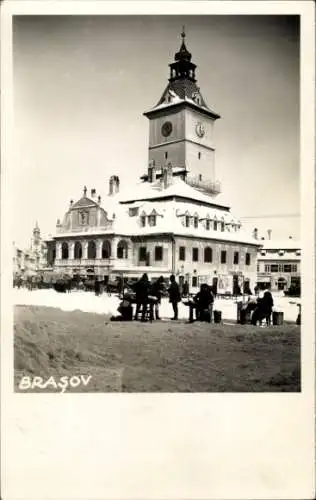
[277,277,287,291]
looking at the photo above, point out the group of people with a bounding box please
[114,274,217,323]
[130,273,182,321]
[240,288,274,326]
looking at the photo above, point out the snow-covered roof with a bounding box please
[261,239,301,250]
[107,176,230,209]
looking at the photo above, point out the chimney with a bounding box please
[83,186,87,197]
[267,229,272,240]
[253,228,258,240]
[97,195,101,204]
[109,175,120,195]
[148,160,157,183]
[289,236,292,239]
[91,188,96,198]
[261,237,265,240]
[109,177,114,196]
[70,199,73,207]
[162,166,168,189]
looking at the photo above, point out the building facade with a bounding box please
[13,223,48,279]
[48,31,261,293]
[256,239,301,291]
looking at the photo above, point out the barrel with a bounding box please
[272,311,284,326]
[213,310,222,324]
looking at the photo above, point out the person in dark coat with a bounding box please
[168,274,181,320]
[188,284,214,322]
[251,288,274,326]
[94,278,101,296]
[134,273,150,321]
[150,276,164,320]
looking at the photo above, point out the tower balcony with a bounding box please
[185,175,221,195]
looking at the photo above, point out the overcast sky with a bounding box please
[12,15,300,248]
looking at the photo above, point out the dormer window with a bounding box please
[185,215,190,227]
[214,221,218,231]
[194,216,198,228]
[221,222,225,232]
[148,215,157,227]
[278,250,285,256]
[296,250,301,256]
[206,219,210,230]
[260,250,266,256]
[140,215,146,227]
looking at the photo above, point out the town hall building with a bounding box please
[47,30,261,294]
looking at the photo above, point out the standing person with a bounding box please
[134,273,150,321]
[94,277,101,297]
[261,287,274,326]
[182,280,189,298]
[150,276,165,320]
[168,274,181,320]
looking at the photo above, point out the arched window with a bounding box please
[102,240,111,259]
[204,247,213,263]
[61,242,69,260]
[87,241,96,259]
[74,241,82,259]
[117,240,128,259]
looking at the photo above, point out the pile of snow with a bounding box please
[13,289,300,323]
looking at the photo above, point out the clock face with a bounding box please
[161,121,173,137]
[196,122,205,138]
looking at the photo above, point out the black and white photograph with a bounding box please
[1,1,315,499]
[12,13,302,393]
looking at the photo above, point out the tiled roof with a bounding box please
[157,79,208,108]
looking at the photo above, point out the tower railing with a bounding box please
[185,175,221,195]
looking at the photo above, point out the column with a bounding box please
[56,241,62,260]
[69,241,75,260]
[82,241,88,260]
[96,239,103,260]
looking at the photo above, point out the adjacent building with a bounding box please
[256,237,301,291]
[13,223,48,279]
[47,30,261,293]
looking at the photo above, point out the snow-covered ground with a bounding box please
[13,288,300,323]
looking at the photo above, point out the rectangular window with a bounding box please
[245,253,251,266]
[179,246,186,261]
[154,246,163,261]
[264,264,271,273]
[257,263,260,272]
[140,216,146,227]
[192,247,199,262]
[270,264,279,272]
[292,264,297,272]
[233,252,239,265]
[284,264,291,273]
[165,151,168,159]
[214,221,218,231]
[185,216,190,227]
[221,250,227,264]
[139,247,147,261]
[279,264,284,272]
[192,276,198,287]
[198,152,201,160]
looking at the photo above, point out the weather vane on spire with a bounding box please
[181,26,186,39]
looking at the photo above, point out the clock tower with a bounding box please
[143,29,221,194]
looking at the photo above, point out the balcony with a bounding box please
[185,175,221,195]
[56,224,113,235]
[55,258,114,267]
